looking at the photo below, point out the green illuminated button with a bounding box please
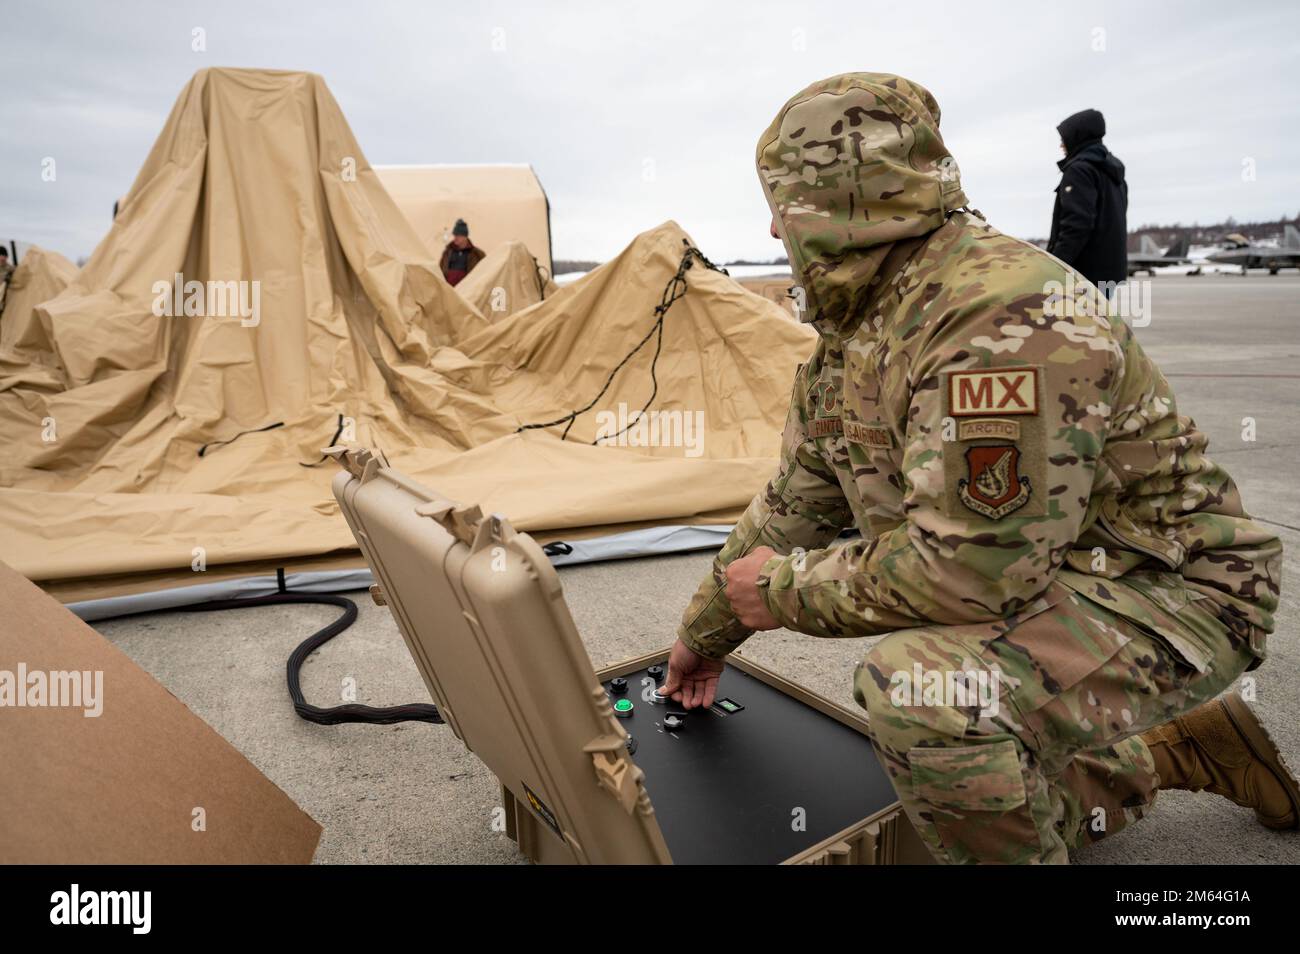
[613,698,634,718]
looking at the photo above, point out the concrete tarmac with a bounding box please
[96,274,1300,864]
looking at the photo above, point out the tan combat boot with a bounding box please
[1141,692,1300,830]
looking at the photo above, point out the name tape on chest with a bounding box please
[844,420,894,448]
[808,417,842,438]
[807,416,895,448]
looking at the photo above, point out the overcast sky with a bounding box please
[2,0,1297,263]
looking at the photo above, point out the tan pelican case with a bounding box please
[330,446,931,865]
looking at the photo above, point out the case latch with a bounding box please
[325,445,387,482]
[583,735,639,813]
[414,501,484,546]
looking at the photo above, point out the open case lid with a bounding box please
[329,447,671,864]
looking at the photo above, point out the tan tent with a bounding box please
[455,239,557,319]
[0,68,814,602]
[375,164,553,274]
[738,275,798,318]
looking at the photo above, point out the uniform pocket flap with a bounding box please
[909,739,1027,812]
[1059,569,1215,675]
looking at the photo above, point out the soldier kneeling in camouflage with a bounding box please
[661,73,1296,864]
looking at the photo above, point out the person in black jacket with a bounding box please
[1047,109,1128,289]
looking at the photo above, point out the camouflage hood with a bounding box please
[756,73,969,326]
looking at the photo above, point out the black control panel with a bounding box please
[605,663,899,865]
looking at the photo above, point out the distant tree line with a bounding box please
[558,214,1299,272]
[553,254,791,273]
[724,255,790,267]
[551,259,603,274]
[1125,213,1300,251]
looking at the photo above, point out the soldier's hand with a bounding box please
[725,546,781,631]
[661,638,725,710]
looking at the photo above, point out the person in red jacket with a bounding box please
[438,219,486,287]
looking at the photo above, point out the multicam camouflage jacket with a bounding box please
[678,73,1281,669]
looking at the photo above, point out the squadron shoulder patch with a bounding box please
[948,368,1038,417]
[942,366,1045,521]
[957,444,1032,519]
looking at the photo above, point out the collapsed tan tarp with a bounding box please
[0,67,813,598]
[455,239,557,319]
[375,164,552,272]
[0,246,79,384]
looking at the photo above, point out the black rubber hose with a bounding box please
[180,592,443,726]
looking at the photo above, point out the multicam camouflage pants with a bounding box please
[853,578,1257,864]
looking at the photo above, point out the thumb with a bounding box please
[659,663,682,698]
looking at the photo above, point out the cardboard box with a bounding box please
[0,560,321,864]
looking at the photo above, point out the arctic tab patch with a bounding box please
[957,418,1021,441]
[958,444,1032,519]
[949,368,1038,417]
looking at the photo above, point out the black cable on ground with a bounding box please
[179,592,443,726]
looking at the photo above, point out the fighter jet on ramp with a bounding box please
[1207,225,1300,274]
[1127,235,1195,276]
